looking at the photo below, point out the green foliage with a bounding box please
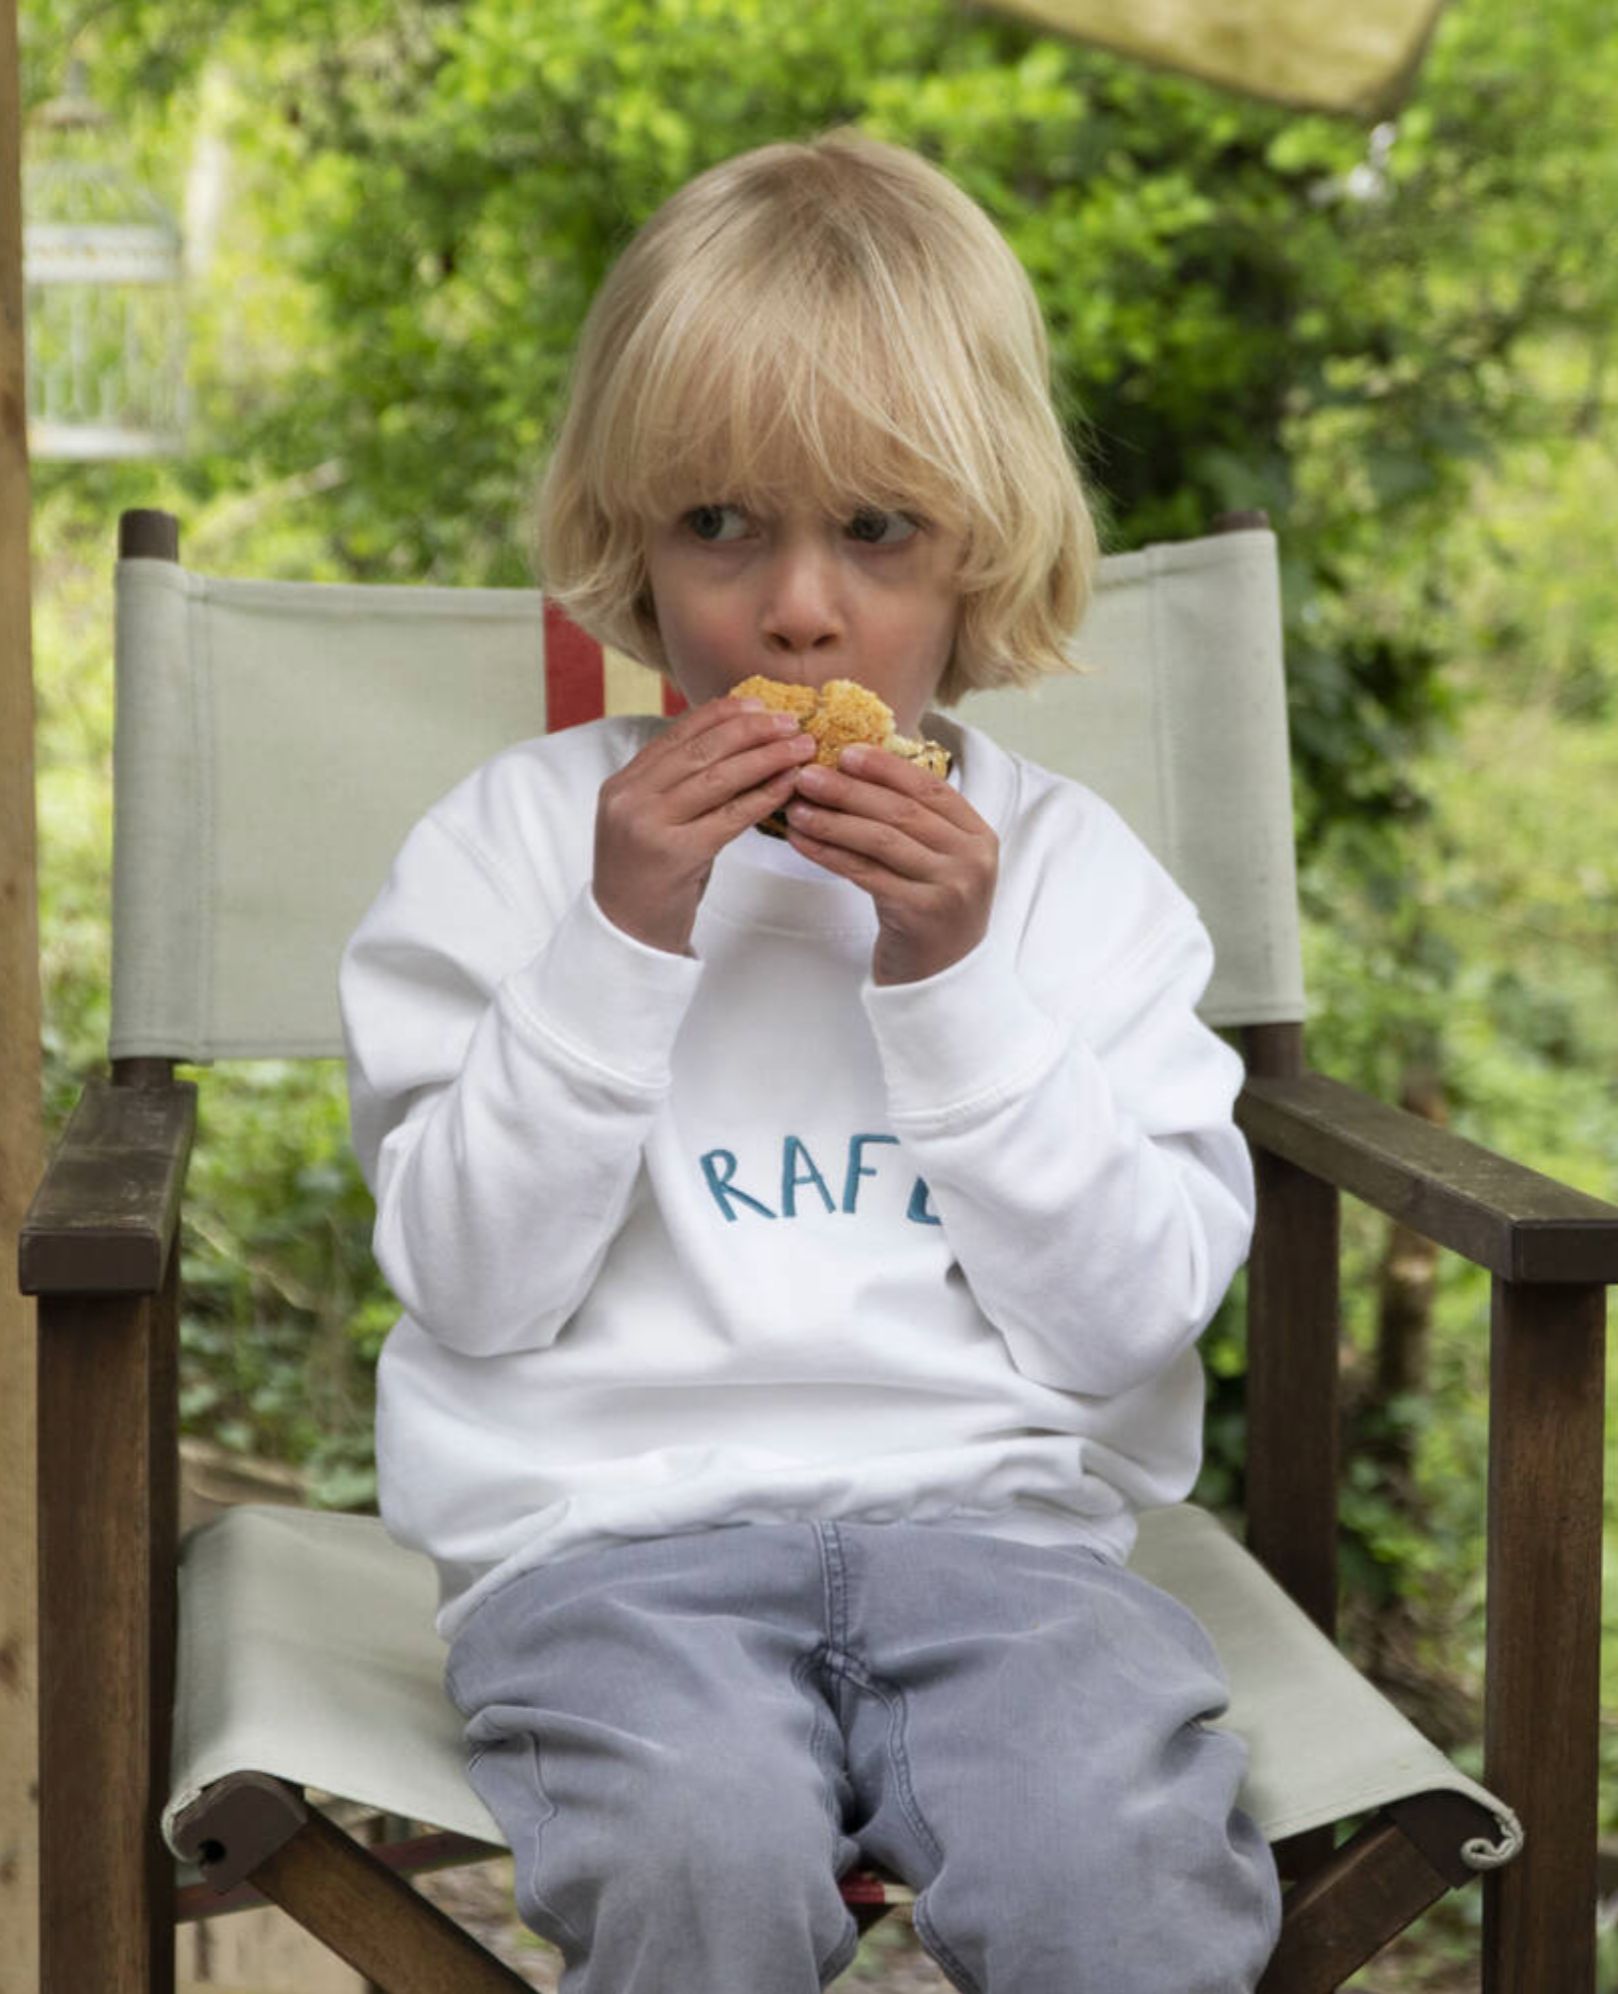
[180,1061,389,1507]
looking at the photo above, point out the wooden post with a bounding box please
[1241,1022,1340,1889]
[1482,1278,1605,1993]
[1240,1022,1341,1637]
[0,0,43,1985]
[37,1276,182,1994]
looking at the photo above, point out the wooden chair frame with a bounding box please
[21,509,1618,1992]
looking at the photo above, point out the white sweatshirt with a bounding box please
[340,713,1254,1638]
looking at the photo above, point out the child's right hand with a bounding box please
[592,696,817,955]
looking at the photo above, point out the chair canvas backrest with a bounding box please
[108,526,1303,1064]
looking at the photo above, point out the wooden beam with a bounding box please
[38,1265,180,1994]
[1245,1146,1340,1633]
[1259,1815,1454,1993]
[1239,1071,1618,1283]
[0,0,42,1982]
[247,1809,535,1994]
[20,1076,197,1294]
[1483,1279,1605,1993]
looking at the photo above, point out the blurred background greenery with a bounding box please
[19,0,1618,1980]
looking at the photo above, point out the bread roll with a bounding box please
[730,676,951,836]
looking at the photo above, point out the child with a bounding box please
[340,130,1281,1992]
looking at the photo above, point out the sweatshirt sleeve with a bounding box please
[862,845,1253,1402]
[340,803,702,1357]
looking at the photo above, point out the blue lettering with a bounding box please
[907,1177,943,1226]
[699,1150,776,1223]
[781,1135,836,1218]
[842,1132,900,1213]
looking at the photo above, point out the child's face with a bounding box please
[643,500,964,734]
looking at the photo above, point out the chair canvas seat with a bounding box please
[164,1502,1519,1868]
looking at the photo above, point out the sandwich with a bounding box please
[730,676,952,837]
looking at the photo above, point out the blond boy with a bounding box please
[342,131,1281,1991]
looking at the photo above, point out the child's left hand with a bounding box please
[784,747,998,985]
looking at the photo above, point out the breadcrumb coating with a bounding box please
[730,675,818,723]
[729,676,949,773]
[803,678,896,764]
[729,676,951,835]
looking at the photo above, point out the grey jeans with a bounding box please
[445,1522,1281,1993]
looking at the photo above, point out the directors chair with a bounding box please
[22,506,1618,1993]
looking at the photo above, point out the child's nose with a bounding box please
[761,543,844,656]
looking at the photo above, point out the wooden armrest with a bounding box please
[1238,1070,1618,1285]
[18,1075,198,1296]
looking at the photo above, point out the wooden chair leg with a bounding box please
[253,1808,535,1993]
[1259,1815,1455,1994]
[1242,1030,1343,1652]
[1273,1827,1338,1886]
[37,1257,179,1994]
[1482,1280,1605,1994]
[176,1776,533,1993]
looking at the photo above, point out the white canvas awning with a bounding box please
[989,0,1451,116]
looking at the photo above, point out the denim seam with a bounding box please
[821,1651,944,1872]
[911,1894,984,1994]
[792,1637,863,1987]
[505,1730,588,1956]
[826,1652,981,1994]
[792,1645,847,1864]
[815,1520,849,1654]
[816,1916,864,1989]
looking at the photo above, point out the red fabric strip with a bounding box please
[543,599,606,730]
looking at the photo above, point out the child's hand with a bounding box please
[784,747,998,985]
[593,697,817,955]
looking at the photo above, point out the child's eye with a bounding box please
[846,509,919,546]
[685,504,751,543]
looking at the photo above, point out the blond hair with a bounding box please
[535,130,1098,704]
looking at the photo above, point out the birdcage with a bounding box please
[23,66,187,460]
